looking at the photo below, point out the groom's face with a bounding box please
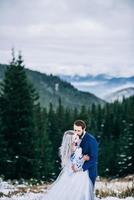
[73,124,84,136]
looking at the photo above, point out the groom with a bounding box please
[72,119,98,187]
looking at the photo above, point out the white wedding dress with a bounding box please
[42,146,94,200]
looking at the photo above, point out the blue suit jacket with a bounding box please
[80,132,98,186]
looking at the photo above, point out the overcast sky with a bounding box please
[0,0,134,76]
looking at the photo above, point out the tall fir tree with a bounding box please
[0,99,10,176]
[116,97,134,176]
[0,51,38,179]
[33,104,54,180]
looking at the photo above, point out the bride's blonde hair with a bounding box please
[59,130,74,168]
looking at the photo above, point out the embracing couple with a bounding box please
[43,120,98,200]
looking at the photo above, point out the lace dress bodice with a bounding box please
[71,146,84,170]
[65,146,84,175]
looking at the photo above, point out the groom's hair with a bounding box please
[74,120,86,129]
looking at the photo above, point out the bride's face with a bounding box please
[72,133,79,144]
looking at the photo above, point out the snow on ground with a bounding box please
[95,175,134,198]
[0,175,133,200]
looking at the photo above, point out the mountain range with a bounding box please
[1,64,133,105]
[105,87,134,102]
[0,64,104,109]
[59,74,134,101]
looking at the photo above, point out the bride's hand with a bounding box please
[71,164,77,173]
[83,155,90,161]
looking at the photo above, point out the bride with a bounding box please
[42,130,94,200]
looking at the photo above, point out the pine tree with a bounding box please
[78,105,89,126]
[64,108,73,130]
[117,97,134,176]
[117,120,133,176]
[0,98,10,176]
[47,103,59,177]
[34,104,54,180]
[0,51,38,179]
[89,103,98,134]
[54,98,66,175]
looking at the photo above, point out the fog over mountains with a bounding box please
[60,74,134,101]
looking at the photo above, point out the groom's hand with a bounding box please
[71,164,77,173]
